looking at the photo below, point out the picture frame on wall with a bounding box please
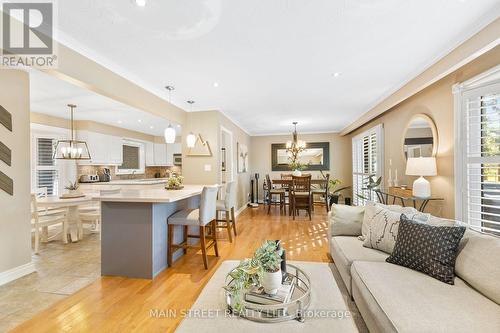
[237,142,248,173]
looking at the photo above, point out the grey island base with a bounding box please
[95,186,207,279]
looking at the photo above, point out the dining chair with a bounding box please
[167,185,219,269]
[281,173,293,214]
[265,174,285,214]
[291,175,313,220]
[31,194,66,254]
[79,202,101,240]
[311,173,330,213]
[216,181,237,242]
[34,187,66,217]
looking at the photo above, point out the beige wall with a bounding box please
[249,132,352,201]
[0,70,32,278]
[218,113,252,209]
[347,46,500,219]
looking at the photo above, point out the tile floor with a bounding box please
[0,229,100,332]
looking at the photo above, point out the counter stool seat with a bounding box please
[168,209,200,226]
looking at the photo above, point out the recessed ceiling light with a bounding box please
[332,72,342,77]
[138,119,142,123]
[134,0,147,7]
[150,125,154,129]
[117,120,123,124]
[213,82,219,88]
[177,124,181,128]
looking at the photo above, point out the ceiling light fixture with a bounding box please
[286,121,306,166]
[332,72,342,77]
[164,86,176,144]
[213,82,219,88]
[186,100,197,148]
[53,104,91,160]
[138,119,142,123]
[117,120,123,124]
[134,0,147,7]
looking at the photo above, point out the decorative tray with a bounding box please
[59,193,86,199]
[225,264,311,323]
[165,185,184,190]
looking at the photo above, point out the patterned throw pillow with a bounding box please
[362,204,429,254]
[386,215,466,285]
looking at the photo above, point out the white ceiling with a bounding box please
[30,70,181,137]
[54,0,500,135]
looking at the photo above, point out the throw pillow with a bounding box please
[362,204,430,254]
[330,204,365,236]
[386,214,466,284]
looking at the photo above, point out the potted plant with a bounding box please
[254,240,284,295]
[288,161,306,176]
[65,181,80,195]
[328,178,351,206]
[224,240,284,311]
[357,175,382,201]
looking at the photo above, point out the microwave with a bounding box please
[173,153,182,166]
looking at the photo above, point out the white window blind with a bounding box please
[455,68,500,236]
[36,137,59,196]
[352,124,384,206]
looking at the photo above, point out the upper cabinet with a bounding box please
[77,130,123,165]
[166,143,182,166]
[153,143,168,166]
[145,142,182,166]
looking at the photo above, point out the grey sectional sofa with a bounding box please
[328,216,500,333]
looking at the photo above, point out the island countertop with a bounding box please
[93,184,206,203]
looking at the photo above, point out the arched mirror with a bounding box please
[402,114,438,160]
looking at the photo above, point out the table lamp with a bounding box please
[405,157,437,198]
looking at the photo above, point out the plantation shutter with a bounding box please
[352,124,383,206]
[461,82,500,235]
[36,138,59,196]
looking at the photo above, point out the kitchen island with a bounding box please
[94,185,206,279]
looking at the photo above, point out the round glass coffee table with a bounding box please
[225,263,311,323]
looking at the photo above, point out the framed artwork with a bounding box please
[237,142,248,173]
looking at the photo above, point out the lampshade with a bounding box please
[164,125,176,143]
[186,132,196,148]
[406,157,437,176]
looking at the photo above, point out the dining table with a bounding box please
[36,194,95,243]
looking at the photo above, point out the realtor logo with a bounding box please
[1,1,57,67]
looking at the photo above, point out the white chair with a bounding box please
[79,202,101,240]
[167,185,219,269]
[215,181,237,242]
[31,194,66,254]
[34,187,66,217]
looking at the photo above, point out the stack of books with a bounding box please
[244,275,296,305]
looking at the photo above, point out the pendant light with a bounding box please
[53,104,91,160]
[163,86,176,144]
[186,100,197,148]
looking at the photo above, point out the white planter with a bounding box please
[262,269,282,295]
[292,170,302,177]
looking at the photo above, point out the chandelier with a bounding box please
[53,104,91,160]
[286,122,306,163]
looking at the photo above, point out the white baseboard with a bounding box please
[236,202,250,216]
[0,262,36,286]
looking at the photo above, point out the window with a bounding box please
[116,140,145,175]
[352,124,384,206]
[455,66,500,236]
[35,137,59,196]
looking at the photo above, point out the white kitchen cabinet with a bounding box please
[153,143,168,166]
[166,143,182,166]
[77,130,123,165]
[145,141,155,166]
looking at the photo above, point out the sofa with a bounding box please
[328,207,500,333]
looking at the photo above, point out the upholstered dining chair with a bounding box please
[167,185,219,269]
[216,181,237,242]
[265,174,285,214]
[291,175,313,220]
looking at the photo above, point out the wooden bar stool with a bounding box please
[216,181,237,242]
[167,185,219,269]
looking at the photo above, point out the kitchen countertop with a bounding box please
[80,178,169,186]
[92,184,207,203]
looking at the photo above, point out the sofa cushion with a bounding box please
[329,204,365,236]
[455,229,500,305]
[386,215,466,284]
[361,205,430,254]
[330,236,388,294]
[351,261,500,333]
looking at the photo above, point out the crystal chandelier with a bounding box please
[53,104,91,160]
[286,122,306,163]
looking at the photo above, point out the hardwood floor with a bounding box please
[11,205,331,333]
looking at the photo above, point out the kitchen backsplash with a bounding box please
[77,165,182,181]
